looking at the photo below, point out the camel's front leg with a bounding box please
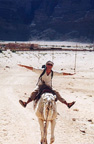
[38,118,44,143]
[38,118,49,144]
[50,119,56,144]
[44,121,49,144]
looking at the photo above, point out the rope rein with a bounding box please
[44,105,50,142]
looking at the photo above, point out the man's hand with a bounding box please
[69,73,76,75]
[18,64,24,67]
[63,72,76,76]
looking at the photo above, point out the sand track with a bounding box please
[0,50,94,144]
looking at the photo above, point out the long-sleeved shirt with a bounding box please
[32,68,63,87]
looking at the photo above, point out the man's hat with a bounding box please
[46,61,54,66]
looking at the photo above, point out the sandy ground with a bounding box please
[0,49,94,144]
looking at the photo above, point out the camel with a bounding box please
[34,91,57,144]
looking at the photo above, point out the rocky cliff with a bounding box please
[0,0,94,42]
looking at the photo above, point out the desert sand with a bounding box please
[0,47,94,144]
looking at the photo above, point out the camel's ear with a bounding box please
[49,94,56,101]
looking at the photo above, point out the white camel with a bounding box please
[34,92,57,144]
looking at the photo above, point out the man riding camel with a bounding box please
[19,60,75,108]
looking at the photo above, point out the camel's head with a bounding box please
[42,93,56,109]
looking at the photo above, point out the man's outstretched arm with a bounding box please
[63,72,76,76]
[18,64,42,74]
[18,64,33,70]
[54,70,76,76]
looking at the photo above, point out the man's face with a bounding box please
[46,63,53,70]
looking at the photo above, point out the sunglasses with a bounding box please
[47,63,53,66]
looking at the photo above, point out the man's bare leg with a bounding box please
[19,88,39,108]
[19,97,32,107]
[53,90,76,108]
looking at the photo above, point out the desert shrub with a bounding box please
[67,46,71,47]
[0,49,2,53]
[12,50,16,53]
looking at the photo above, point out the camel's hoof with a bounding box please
[39,142,42,144]
[50,137,54,144]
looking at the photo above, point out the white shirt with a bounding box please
[32,68,63,87]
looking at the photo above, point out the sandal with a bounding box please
[19,100,27,108]
[68,101,76,108]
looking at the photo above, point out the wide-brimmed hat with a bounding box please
[46,61,54,66]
